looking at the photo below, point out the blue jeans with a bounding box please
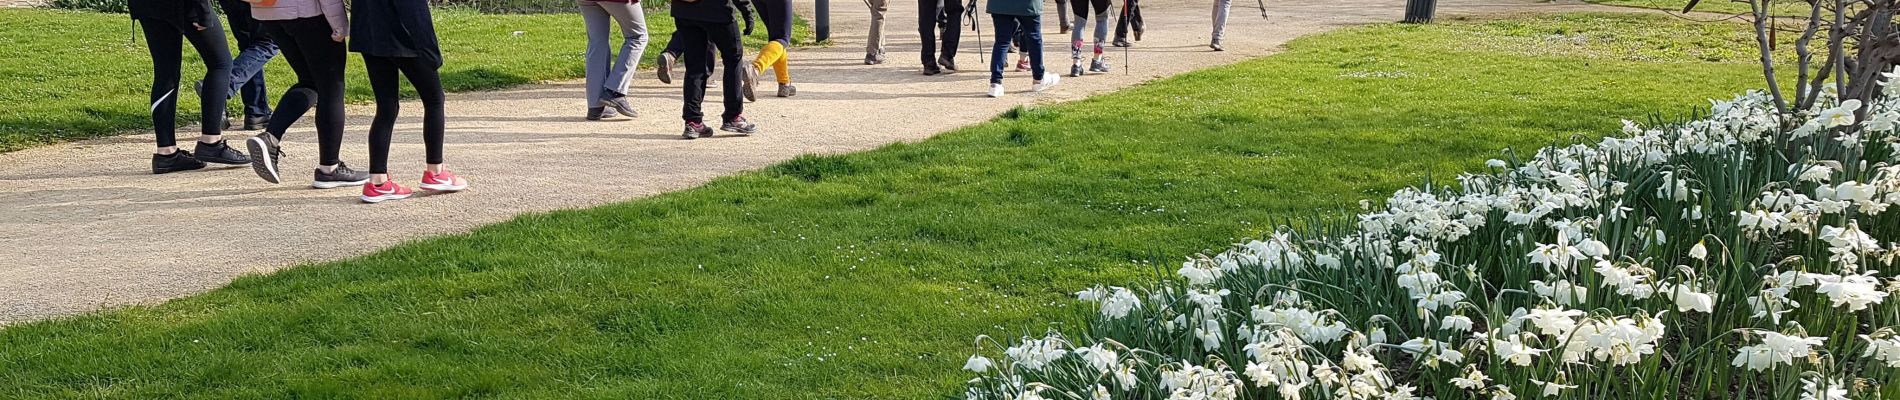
[219,0,277,118]
[989,14,1043,85]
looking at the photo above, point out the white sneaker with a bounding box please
[1033,72,1061,92]
[988,83,1006,98]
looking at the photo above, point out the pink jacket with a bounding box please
[250,0,349,37]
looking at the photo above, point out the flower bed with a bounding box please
[959,86,1900,399]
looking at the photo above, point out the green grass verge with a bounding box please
[0,13,1765,399]
[1587,0,1814,15]
[0,7,802,153]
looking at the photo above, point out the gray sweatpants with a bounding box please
[580,0,649,104]
[1211,0,1231,44]
[865,0,888,57]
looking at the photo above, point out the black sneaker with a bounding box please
[721,116,758,135]
[1070,62,1084,77]
[923,66,943,76]
[657,51,677,84]
[586,106,608,121]
[242,115,270,131]
[245,132,284,184]
[1113,39,1131,47]
[193,139,250,165]
[936,57,958,71]
[152,150,207,174]
[312,162,370,189]
[682,121,714,139]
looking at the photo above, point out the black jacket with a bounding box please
[349,0,443,66]
[129,0,215,26]
[671,0,751,23]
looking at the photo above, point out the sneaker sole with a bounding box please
[419,182,468,192]
[245,136,281,184]
[313,179,369,189]
[152,163,206,174]
[658,54,675,84]
[742,70,759,102]
[360,193,413,203]
[721,127,756,136]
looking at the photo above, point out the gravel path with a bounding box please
[0,0,1625,324]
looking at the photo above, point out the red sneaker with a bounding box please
[419,170,469,192]
[360,180,414,203]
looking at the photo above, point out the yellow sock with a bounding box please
[773,49,791,84]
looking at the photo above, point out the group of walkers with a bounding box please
[131,0,1238,202]
[133,0,463,203]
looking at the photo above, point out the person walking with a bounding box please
[579,0,650,120]
[201,0,279,131]
[985,0,1058,97]
[656,4,749,90]
[245,0,370,188]
[671,0,760,139]
[864,0,887,64]
[131,0,251,174]
[1209,0,1230,51]
[916,0,964,75]
[1112,0,1141,47]
[749,0,796,97]
[1068,0,1112,76]
[1054,0,1070,34]
[349,0,468,203]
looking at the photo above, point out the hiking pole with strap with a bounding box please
[966,0,982,64]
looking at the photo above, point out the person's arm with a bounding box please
[736,0,756,35]
[321,0,349,40]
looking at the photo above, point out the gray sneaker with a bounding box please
[312,162,370,189]
[245,132,284,184]
[657,52,677,84]
[865,52,885,65]
[741,67,760,102]
[1090,58,1111,73]
[601,92,637,118]
[777,84,797,97]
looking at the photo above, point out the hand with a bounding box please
[192,23,207,31]
[331,32,345,42]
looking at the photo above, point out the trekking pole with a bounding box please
[965,0,980,63]
[1258,0,1268,19]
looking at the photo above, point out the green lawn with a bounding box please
[1588,0,1813,15]
[0,13,1766,399]
[0,7,797,153]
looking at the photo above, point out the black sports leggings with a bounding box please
[1115,0,1142,40]
[139,16,230,148]
[262,17,347,167]
[757,0,793,45]
[364,55,446,174]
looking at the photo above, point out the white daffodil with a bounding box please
[1818,99,1863,128]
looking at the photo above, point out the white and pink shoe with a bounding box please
[361,180,414,203]
[419,170,469,192]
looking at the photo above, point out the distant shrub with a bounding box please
[47,0,126,13]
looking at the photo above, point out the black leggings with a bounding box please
[757,0,793,45]
[139,17,231,148]
[676,18,745,123]
[1074,0,1110,16]
[1115,0,1142,40]
[364,55,446,174]
[262,17,347,167]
